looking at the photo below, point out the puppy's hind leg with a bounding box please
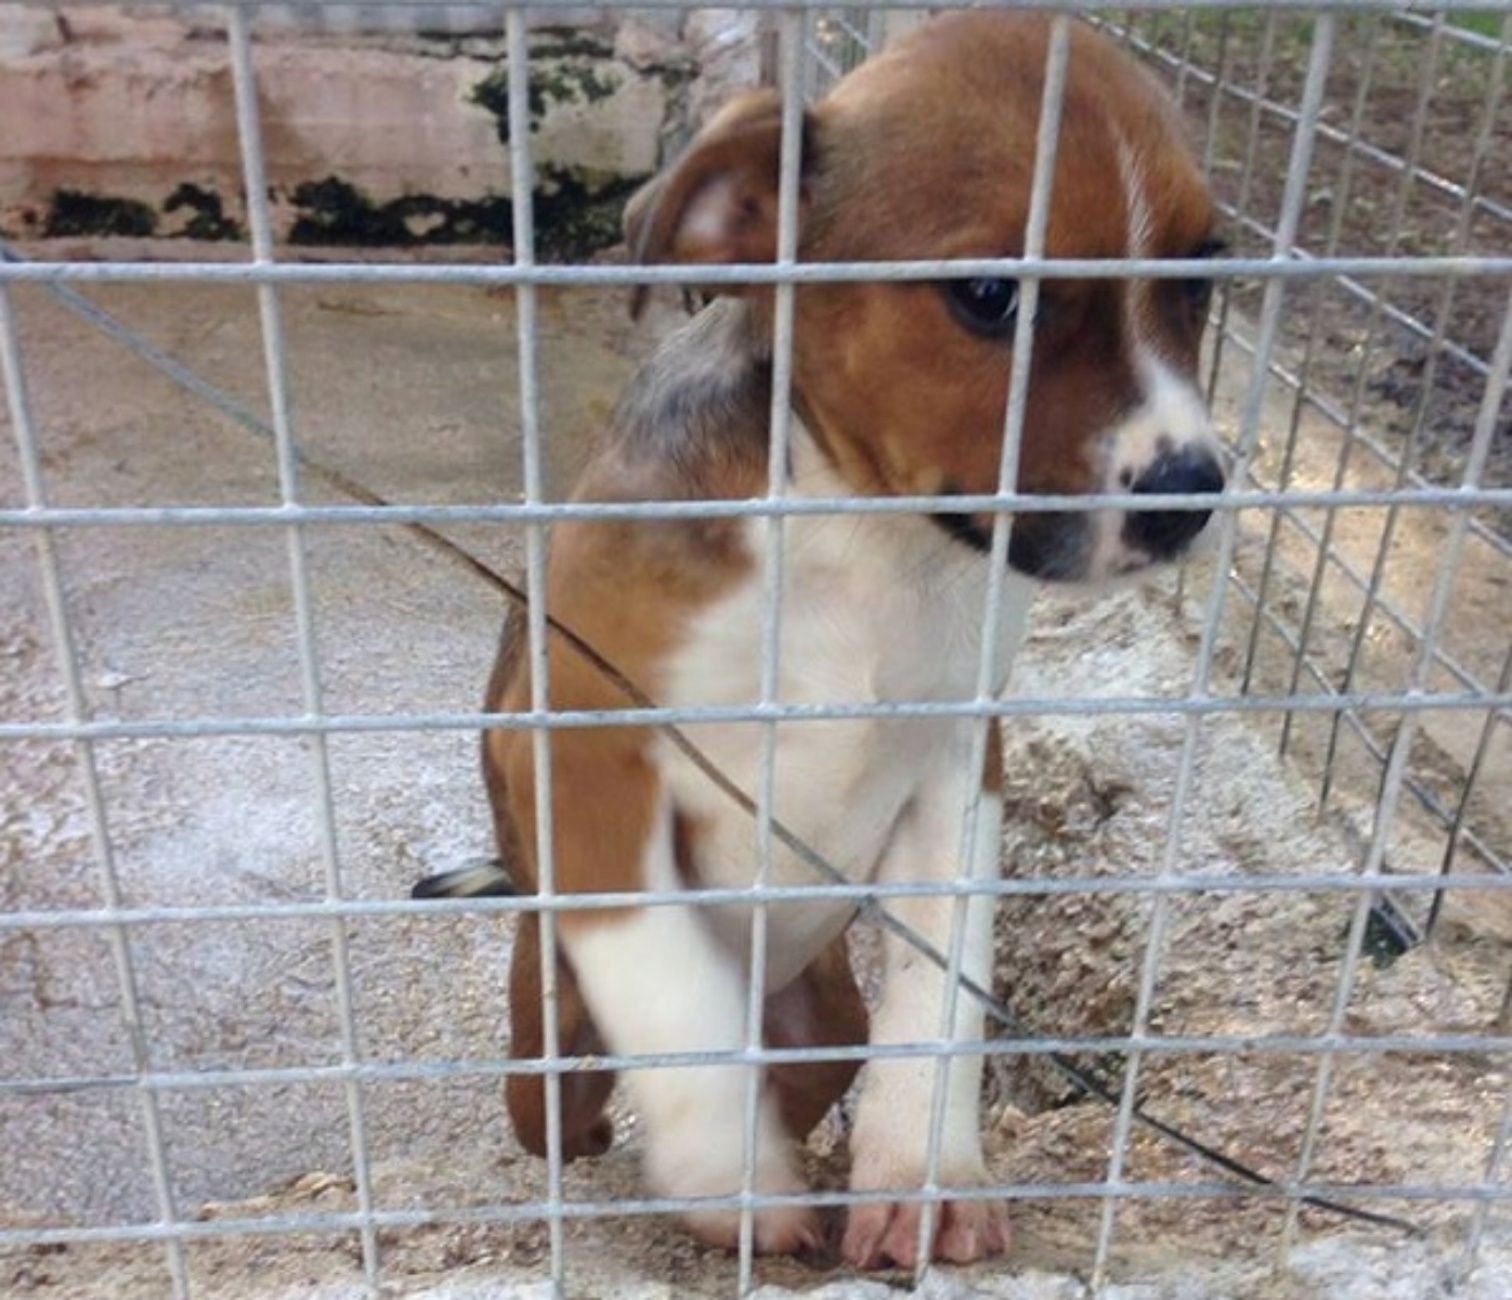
[506,910,617,1160]
[764,931,867,1142]
[483,602,616,1157]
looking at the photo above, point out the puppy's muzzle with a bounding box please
[994,441,1225,583]
[1122,445,1225,561]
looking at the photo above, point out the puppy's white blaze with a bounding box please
[1116,134,1157,343]
[1117,355,1219,478]
[851,789,1004,1189]
[1116,137,1156,257]
[1085,356,1220,578]
[563,799,800,1202]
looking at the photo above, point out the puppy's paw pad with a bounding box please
[842,1197,1009,1269]
[937,1199,1010,1263]
[685,1204,824,1256]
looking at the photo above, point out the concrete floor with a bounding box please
[0,270,644,1225]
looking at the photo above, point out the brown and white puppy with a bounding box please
[476,11,1221,1270]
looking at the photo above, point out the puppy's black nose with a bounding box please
[1124,446,1225,559]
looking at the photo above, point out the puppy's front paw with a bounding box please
[651,1133,821,1256]
[683,1200,825,1256]
[842,1194,1009,1269]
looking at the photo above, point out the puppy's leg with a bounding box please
[763,931,867,1141]
[561,800,821,1254]
[487,607,618,1159]
[505,910,616,1160]
[842,722,1009,1269]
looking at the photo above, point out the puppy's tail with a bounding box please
[410,857,516,900]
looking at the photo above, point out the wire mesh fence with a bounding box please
[1,2,1509,1298]
[1116,5,1512,926]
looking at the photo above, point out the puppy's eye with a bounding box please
[1181,276,1215,317]
[1177,237,1226,321]
[942,278,1020,338]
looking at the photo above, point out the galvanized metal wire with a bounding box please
[2,1,1510,1296]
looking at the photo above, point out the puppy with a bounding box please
[461,10,1222,1269]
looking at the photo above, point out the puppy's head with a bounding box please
[627,12,1225,583]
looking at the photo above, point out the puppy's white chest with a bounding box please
[655,478,1029,982]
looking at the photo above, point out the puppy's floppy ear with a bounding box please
[624,89,809,317]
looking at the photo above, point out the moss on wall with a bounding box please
[286,171,643,259]
[20,27,674,258]
[43,189,158,238]
[287,176,513,247]
[533,164,644,260]
[164,183,243,240]
[36,185,239,242]
[25,170,641,259]
[469,31,623,144]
